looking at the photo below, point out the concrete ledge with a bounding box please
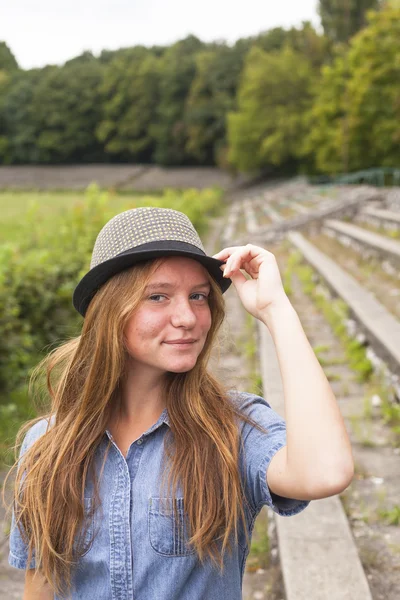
[276,497,373,600]
[360,206,400,226]
[288,231,400,377]
[323,219,400,263]
[236,187,385,245]
[257,320,372,600]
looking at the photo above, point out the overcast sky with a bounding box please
[1,0,321,70]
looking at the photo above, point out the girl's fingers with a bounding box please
[212,246,242,260]
[214,245,271,279]
[214,245,267,260]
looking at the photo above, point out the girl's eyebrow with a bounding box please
[146,282,211,291]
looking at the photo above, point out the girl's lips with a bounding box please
[164,340,196,344]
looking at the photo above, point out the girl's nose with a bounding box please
[170,299,197,328]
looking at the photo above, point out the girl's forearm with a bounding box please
[260,295,354,491]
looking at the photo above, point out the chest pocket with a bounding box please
[148,497,196,557]
[74,497,96,557]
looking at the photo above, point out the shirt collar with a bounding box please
[104,406,170,442]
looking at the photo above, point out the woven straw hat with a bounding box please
[72,206,231,317]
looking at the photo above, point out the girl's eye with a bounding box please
[148,293,209,302]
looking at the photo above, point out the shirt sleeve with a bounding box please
[235,391,310,517]
[8,417,52,570]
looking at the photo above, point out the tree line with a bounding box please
[0,0,398,175]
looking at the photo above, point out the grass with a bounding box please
[313,344,331,355]
[324,371,342,382]
[358,545,382,571]
[0,185,226,243]
[285,251,374,382]
[0,189,145,242]
[377,504,400,526]
[363,395,374,421]
[348,414,376,447]
[364,370,400,447]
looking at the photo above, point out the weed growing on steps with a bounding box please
[282,249,400,445]
[378,505,400,526]
[363,369,400,447]
[284,250,373,382]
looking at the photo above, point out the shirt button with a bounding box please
[136,439,143,445]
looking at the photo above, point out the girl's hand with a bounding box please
[213,244,289,320]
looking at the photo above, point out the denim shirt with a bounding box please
[8,391,310,599]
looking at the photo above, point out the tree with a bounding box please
[227,45,316,173]
[299,50,351,174]
[318,0,381,44]
[0,42,19,72]
[185,43,249,166]
[96,48,161,162]
[303,4,400,173]
[152,36,205,166]
[0,69,42,164]
[345,5,400,168]
[256,22,331,68]
[30,61,105,163]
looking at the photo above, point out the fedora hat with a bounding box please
[72,206,232,317]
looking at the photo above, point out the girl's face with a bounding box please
[123,256,213,376]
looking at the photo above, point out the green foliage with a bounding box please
[185,43,248,166]
[0,41,19,72]
[0,61,104,164]
[227,45,316,172]
[32,62,105,163]
[284,250,374,382]
[0,69,42,164]
[318,0,381,44]
[255,22,331,69]
[381,394,400,432]
[300,51,350,173]
[345,6,400,168]
[97,49,161,161]
[378,504,400,525]
[152,36,205,166]
[304,5,400,173]
[0,10,398,174]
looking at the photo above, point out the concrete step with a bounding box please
[288,230,400,377]
[257,320,373,600]
[236,186,385,245]
[323,218,400,263]
[360,206,400,226]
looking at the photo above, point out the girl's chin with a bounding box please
[166,360,197,373]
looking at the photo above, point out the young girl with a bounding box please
[5,206,354,599]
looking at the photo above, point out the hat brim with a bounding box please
[73,240,232,317]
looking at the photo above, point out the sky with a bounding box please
[0,0,321,71]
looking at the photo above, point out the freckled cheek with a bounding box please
[126,315,167,344]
